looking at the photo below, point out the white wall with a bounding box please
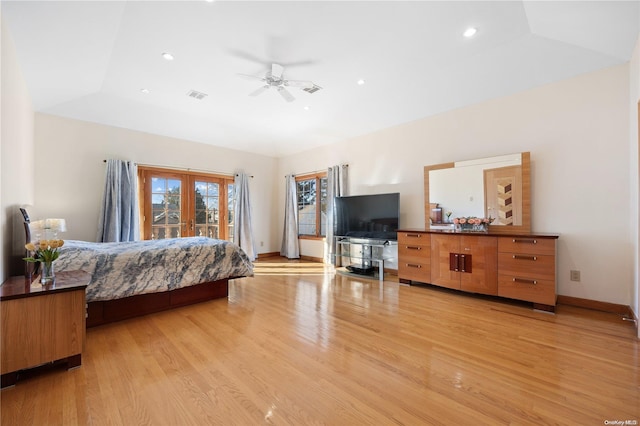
[33,114,279,254]
[279,64,633,307]
[1,14,35,281]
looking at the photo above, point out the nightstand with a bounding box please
[1,270,89,388]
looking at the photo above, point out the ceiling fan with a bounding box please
[239,63,319,102]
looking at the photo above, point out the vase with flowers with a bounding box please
[452,217,494,233]
[24,239,65,284]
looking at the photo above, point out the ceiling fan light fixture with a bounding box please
[463,27,478,38]
[161,52,175,61]
[242,63,318,102]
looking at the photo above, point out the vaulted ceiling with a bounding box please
[3,1,639,157]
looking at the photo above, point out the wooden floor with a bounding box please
[1,260,638,425]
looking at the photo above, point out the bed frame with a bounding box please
[86,279,229,327]
[20,208,232,328]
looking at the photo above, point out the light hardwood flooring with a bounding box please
[1,260,638,425]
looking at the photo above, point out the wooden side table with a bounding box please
[1,270,89,388]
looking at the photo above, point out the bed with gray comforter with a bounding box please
[56,237,254,302]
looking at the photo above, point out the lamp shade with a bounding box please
[31,218,67,239]
[44,218,67,233]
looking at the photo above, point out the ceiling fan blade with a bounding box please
[237,73,265,82]
[228,49,268,66]
[278,59,315,68]
[271,63,284,80]
[284,79,315,89]
[249,86,269,97]
[277,86,295,102]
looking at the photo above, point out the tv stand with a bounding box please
[346,265,375,276]
[334,237,395,282]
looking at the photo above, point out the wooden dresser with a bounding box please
[397,229,559,311]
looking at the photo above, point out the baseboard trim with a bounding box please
[300,255,324,263]
[557,295,633,318]
[257,251,280,259]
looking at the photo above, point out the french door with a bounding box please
[139,167,234,241]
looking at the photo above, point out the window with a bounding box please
[296,172,327,238]
[139,167,234,241]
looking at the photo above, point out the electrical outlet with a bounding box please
[260,241,264,247]
[570,270,581,282]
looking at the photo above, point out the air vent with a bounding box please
[303,84,322,94]
[186,90,208,100]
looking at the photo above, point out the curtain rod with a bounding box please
[284,164,348,178]
[103,160,253,178]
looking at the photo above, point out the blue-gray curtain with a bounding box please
[280,174,300,259]
[233,171,257,261]
[96,159,139,242]
[325,164,349,264]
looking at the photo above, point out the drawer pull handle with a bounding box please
[513,278,537,285]
[406,246,421,250]
[406,264,421,269]
[513,254,537,261]
[513,238,537,244]
[406,233,422,238]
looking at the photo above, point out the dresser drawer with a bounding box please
[498,253,555,280]
[398,261,430,283]
[498,237,555,256]
[398,232,429,245]
[498,275,556,305]
[398,232,430,283]
[398,243,430,264]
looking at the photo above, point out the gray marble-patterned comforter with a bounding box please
[56,237,254,302]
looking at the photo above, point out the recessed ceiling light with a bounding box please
[161,52,174,61]
[463,27,478,38]
[357,79,365,85]
[140,88,150,94]
[303,105,310,111]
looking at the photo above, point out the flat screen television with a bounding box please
[334,193,400,241]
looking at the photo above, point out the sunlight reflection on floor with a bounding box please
[252,260,399,284]
[253,262,332,276]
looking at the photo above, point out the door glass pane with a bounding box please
[151,177,182,239]
[195,180,220,239]
[227,184,234,243]
[320,177,328,236]
[297,178,317,235]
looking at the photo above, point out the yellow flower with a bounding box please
[23,239,65,263]
[50,239,64,249]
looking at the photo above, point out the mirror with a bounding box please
[424,152,531,234]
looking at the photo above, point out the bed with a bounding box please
[54,237,254,327]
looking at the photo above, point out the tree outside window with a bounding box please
[296,173,327,238]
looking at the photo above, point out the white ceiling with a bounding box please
[3,1,639,157]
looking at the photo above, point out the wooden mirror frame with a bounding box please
[424,152,531,234]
